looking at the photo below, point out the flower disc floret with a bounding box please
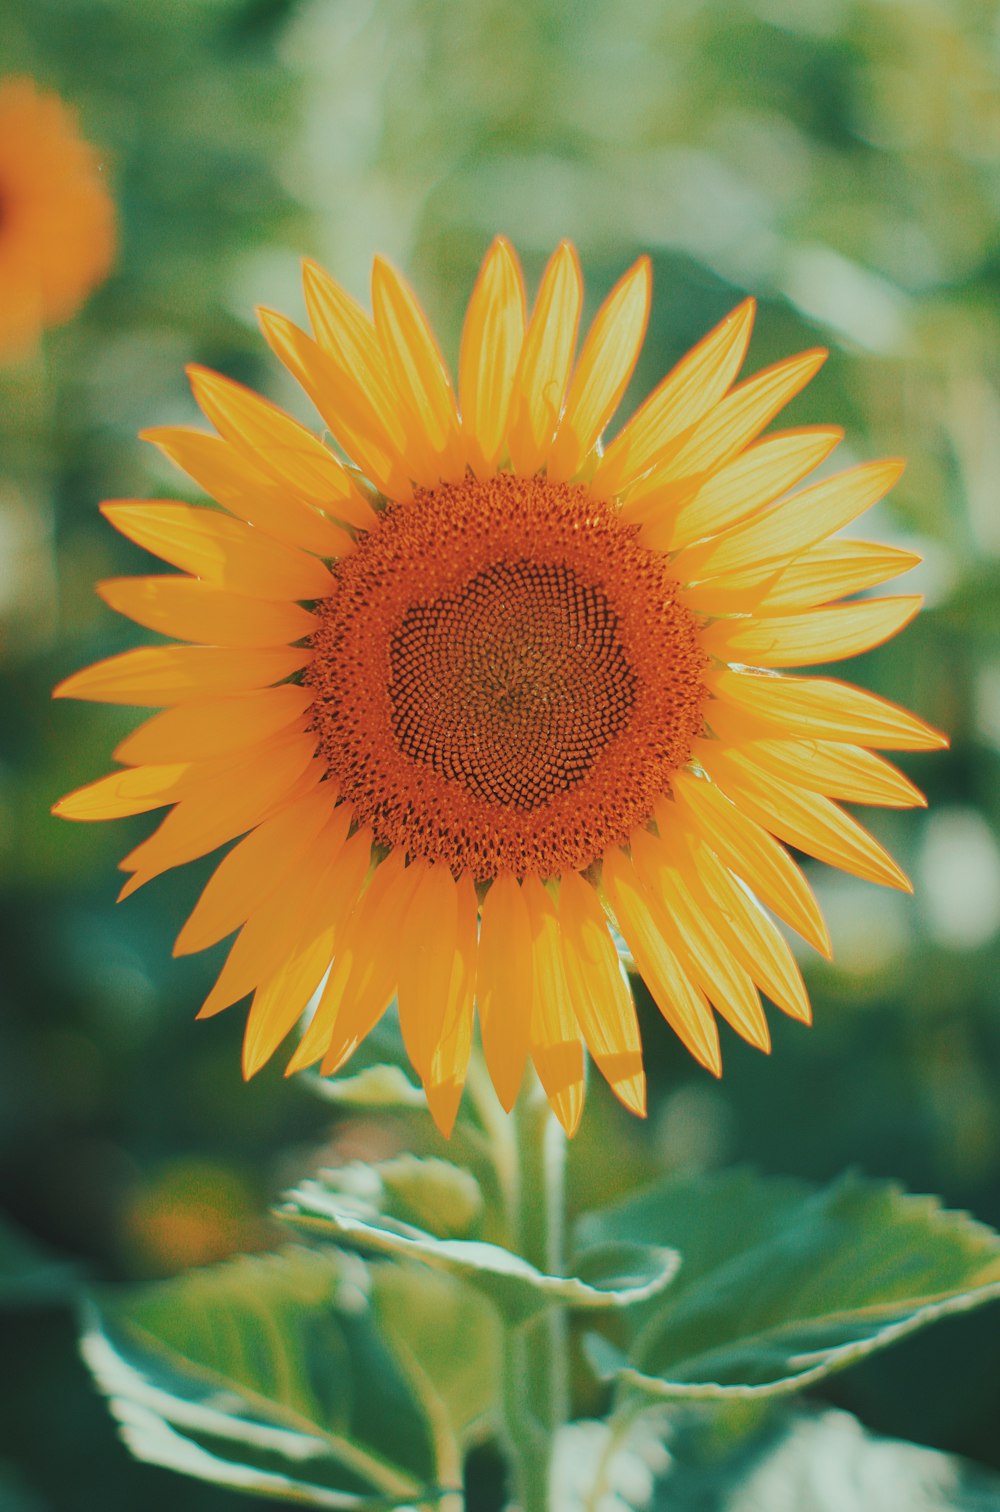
[306,472,708,879]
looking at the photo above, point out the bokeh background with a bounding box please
[1,0,999,1506]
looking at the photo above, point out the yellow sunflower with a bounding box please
[0,77,116,360]
[54,240,944,1136]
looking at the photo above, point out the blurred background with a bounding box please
[1,0,999,1506]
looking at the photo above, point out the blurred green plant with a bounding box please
[78,1021,1000,1508]
[2,0,1000,1507]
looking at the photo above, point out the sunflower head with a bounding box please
[0,76,116,360]
[54,239,945,1136]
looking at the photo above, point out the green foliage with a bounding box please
[83,1245,500,1506]
[657,1404,1000,1511]
[3,0,1000,1504]
[579,1168,1000,1398]
[280,1161,678,1325]
[76,1152,1000,1507]
[0,1215,78,1309]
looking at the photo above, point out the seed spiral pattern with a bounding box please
[389,559,636,810]
[306,473,709,878]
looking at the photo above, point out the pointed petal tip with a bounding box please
[425,1081,461,1139]
[117,872,146,902]
[552,1096,584,1138]
[612,1073,647,1118]
[172,923,201,958]
[731,295,756,328]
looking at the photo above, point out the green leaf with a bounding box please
[572,1242,681,1306]
[550,1411,672,1512]
[377,1156,484,1238]
[661,1403,1000,1510]
[81,1245,493,1506]
[300,1013,427,1113]
[577,1168,1000,1399]
[302,1064,427,1112]
[281,1171,679,1325]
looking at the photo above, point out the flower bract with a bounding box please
[54,239,945,1135]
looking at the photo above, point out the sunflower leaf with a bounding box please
[280,1172,680,1324]
[80,1245,497,1505]
[303,1063,427,1111]
[577,1168,1000,1399]
[661,1401,1000,1510]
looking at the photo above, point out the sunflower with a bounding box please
[54,240,944,1136]
[0,76,115,360]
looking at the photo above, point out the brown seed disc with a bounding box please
[306,472,708,879]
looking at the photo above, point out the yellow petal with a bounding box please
[256,308,407,500]
[54,763,195,821]
[242,827,371,1077]
[701,596,922,669]
[302,257,415,462]
[396,862,459,1082]
[371,257,462,479]
[757,540,923,611]
[522,874,585,1137]
[97,577,316,648]
[697,745,912,892]
[601,846,720,1075]
[726,737,926,809]
[118,737,319,892]
[640,427,843,550]
[558,868,646,1116]
[174,785,344,956]
[709,668,947,751]
[678,570,785,617]
[595,298,756,497]
[652,348,827,490]
[140,426,354,558]
[114,686,312,765]
[458,237,527,473]
[424,871,479,1138]
[669,774,831,955]
[507,242,583,475]
[54,643,312,707]
[477,873,533,1111]
[98,501,333,601]
[187,365,375,529]
[547,256,651,482]
[663,819,811,1024]
[679,458,906,582]
[314,852,421,1077]
[198,815,342,1019]
[628,828,770,1052]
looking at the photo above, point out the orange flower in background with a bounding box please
[0,77,116,359]
[53,240,945,1135]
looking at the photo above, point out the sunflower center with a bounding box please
[306,473,708,879]
[389,558,636,810]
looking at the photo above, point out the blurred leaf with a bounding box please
[551,1411,672,1512]
[378,1156,484,1239]
[303,1064,427,1112]
[280,1169,679,1325]
[660,1403,1000,1511]
[81,1246,480,1506]
[296,1157,483,1241]
[579,1168,1000,1399]
[0,1214,78,1310]
[375,1264,501,1447]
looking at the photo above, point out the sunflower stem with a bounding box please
[500,1076,569,1511]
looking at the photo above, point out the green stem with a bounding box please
[499,1076,569,1512]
